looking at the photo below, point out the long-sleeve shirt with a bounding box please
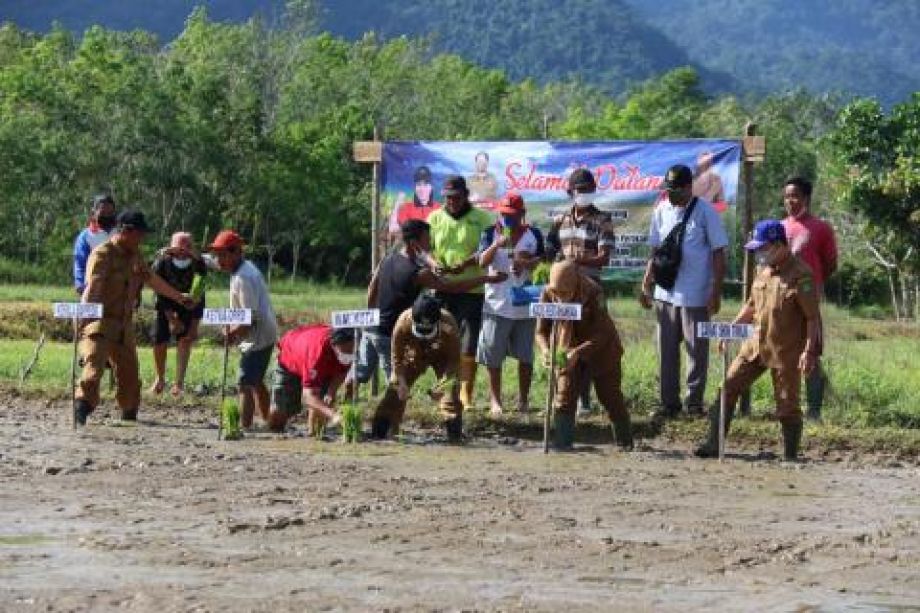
[73,226,112,293]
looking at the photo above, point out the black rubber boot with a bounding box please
[371,417,390,440]
[444,414,463,443]
[553,411,576,451]
[782,421,803,461]
[74,400,93,426]
[121,408,138,421]
[611,415,634,451]
[694,397,733,459]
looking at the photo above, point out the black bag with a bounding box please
[651,197,698,291]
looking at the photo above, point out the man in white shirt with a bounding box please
[209,229,279,429]
[639,164,728,420]
[476,194,545,414]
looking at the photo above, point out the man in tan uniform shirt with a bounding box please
[75,210,194,425]
[371,295,463,441]
[695,220,821,461]
[536,261,633,451]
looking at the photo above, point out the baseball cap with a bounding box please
[661,164,693,189]
[411,295,441,339]
[209,229,245,251]
[745,220,787,251]
[330,327,356,345]
[567,168,596,192]
[92,193,115,209]
[441,175,468,197]
[116,210,151,233]
[497,193,525,216]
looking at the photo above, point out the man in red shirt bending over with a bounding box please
[781,176,838,422]
[267,325,356,433]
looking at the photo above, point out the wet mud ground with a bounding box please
[1,398,918,612]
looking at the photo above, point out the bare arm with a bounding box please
[416,268,506,293]
[366,267,380,308]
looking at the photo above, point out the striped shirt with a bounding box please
[547,205,615,279]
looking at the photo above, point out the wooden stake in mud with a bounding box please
[330,308,381,431]
[53,302,102,430]
[200,307,253,441]
[719,347,729,462]
[544,321,558,454]
[530,301,583,454]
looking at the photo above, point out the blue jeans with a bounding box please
[353,331,392,384]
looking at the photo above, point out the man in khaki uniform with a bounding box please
[371,295,463,441]
[695,220,821,461]
[535,261,633,451]
[75,211,194,425]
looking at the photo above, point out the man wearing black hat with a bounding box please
[75,210,195,425]
[73,194,117,295]
[426,175,495,410]
[639,164,728,421]
[370,294,463,441]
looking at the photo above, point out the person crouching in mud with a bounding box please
[535,261,633,451]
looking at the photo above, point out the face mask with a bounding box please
[173,257,192,269]
[755,248,771,267]
[333,346,355,366]
[573,193,595,206]
[413,249,432,267]
[97,215,116,231]
[415,183,432,205]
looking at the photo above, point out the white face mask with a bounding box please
[754,248,771,267]
[333,346,355,366]
[573,193,595,206]
[173,257,192,269]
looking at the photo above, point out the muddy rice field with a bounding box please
[1,396,918,612]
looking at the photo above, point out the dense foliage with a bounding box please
[0,6,916,315]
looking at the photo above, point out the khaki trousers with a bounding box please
[76,330,141,411]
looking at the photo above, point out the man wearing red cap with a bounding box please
[209,230,279,429]
[476,193,545,414]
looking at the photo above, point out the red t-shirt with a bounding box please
[782,213,838,290]
[277,324,349,390]
[396,201,441,225]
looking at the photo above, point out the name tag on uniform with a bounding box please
[529,303,582,320]
[696,322,754,340]
[53,302,103,319]
[202,308,252,326]
[331,309,381,328]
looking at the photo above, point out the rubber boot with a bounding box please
[610,415,634,451]
[782,421,803,461]
[444,413,463,443]
[371,417,390,440]
[459,356,478,410]
[805,368,824,422]
[553,411,576,451]
[694,396,732,458]
[121,408,138,421]
[74,399,93,426]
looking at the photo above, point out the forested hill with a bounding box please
[2,0,919,105]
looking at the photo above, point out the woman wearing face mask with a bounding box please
[267,325,355,434]
[149,232,208,396]
[73,194,118,296]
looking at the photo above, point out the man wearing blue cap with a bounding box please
[695,220,822,461]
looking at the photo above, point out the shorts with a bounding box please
[238,344,273,387]
[435,292,484,355]
[271,363,331,416]
[476,313,536,369]
[153,301,205,345]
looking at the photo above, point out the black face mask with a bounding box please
[97,215,117,231]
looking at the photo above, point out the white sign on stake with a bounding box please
[529,302,582,321]
[331,308,381,329]
[53,302,103,319]
[697,322,754,340]
[202,308,252,326]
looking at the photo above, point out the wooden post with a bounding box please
[739,123,764,417]
[544,322,558,454]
